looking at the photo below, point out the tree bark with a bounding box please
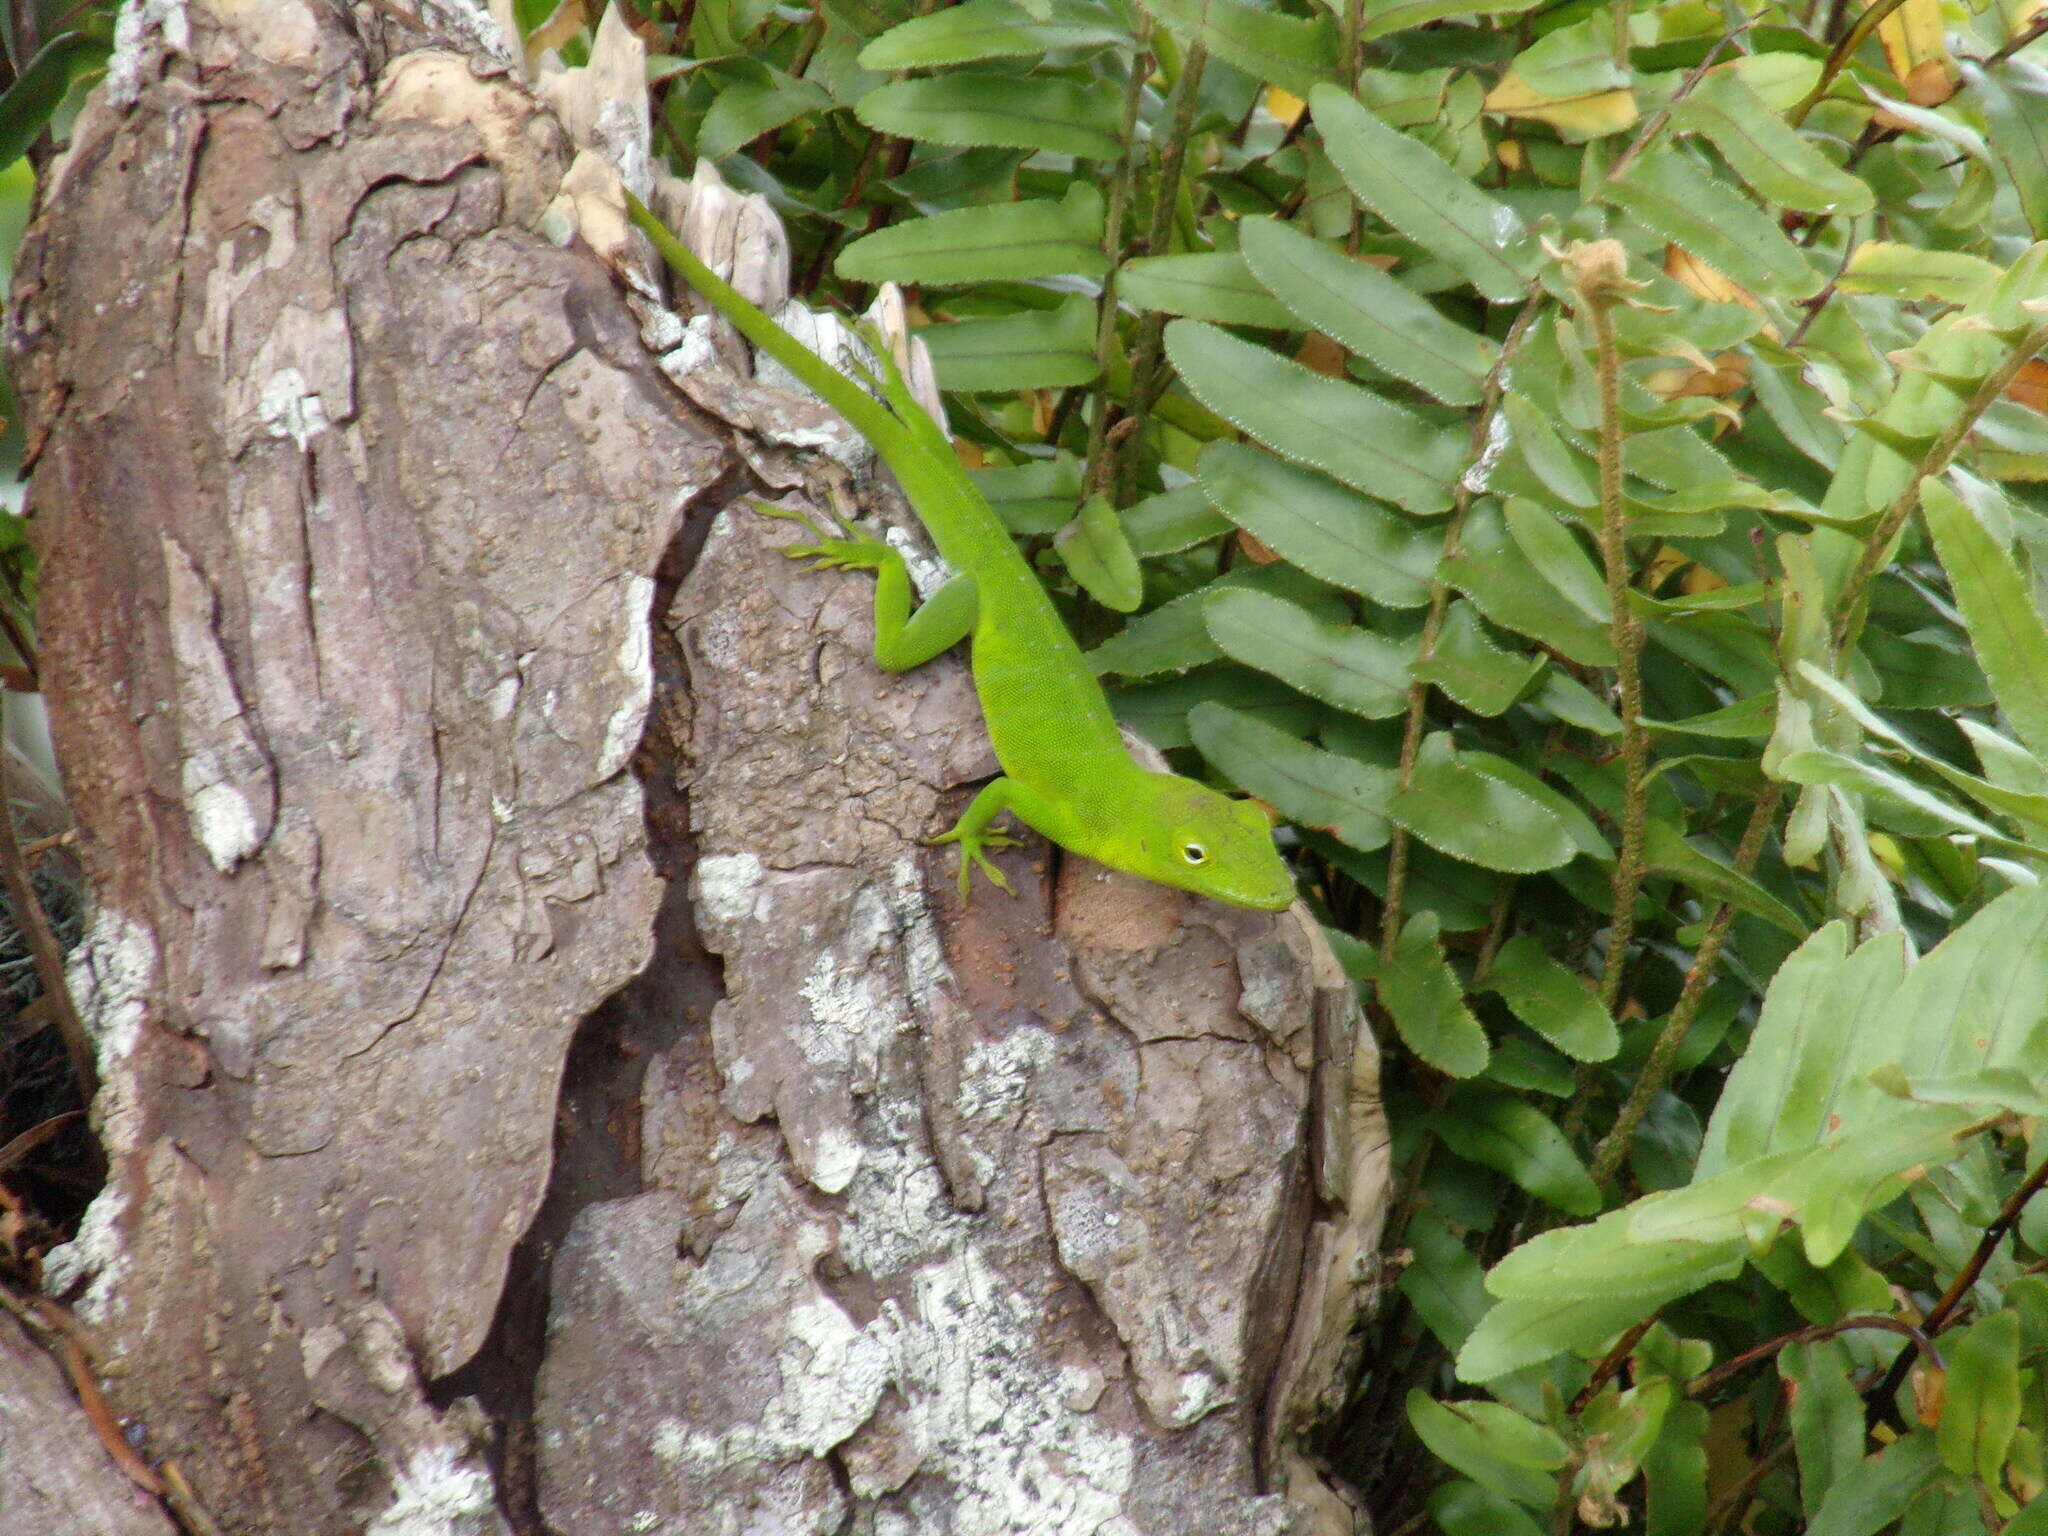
[5,3,1391,1533]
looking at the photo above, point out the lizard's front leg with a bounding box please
[753,501,978,672]
[930,776,1064,900]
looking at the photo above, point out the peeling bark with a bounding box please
[9,2,1391,1532]
[12,2,717,1530]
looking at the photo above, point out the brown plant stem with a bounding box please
[1830,321,2048,656]
[1580,270,1650,1016]
[1083,19,1154,497]
[1112,41,1209,498]
[1587,782,1783,1186]
[1868,1151,2048,1416]
[1380,292,1544,959]
[1788,0,1918,126]
[0,742,92,1102]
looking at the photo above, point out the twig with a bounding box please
[0,741,93,1102]
[1571,1314,1662,1411]
[1788,0,1917,125]
[1380,292,1545,958]
[1868,1151,2048,1415]
[1604,16,1756,184]
[1587,783,1782,1185]
[1575,248,1650,1016]
[0,1109,82,1175]
[1703,1429,1795,1536]
[1111,40,1209,498]
[1083,19,1155,497]
[1688,1313,1943,1400]
[1831,321,2048,655]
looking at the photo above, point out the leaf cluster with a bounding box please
[497,0,2048,1528]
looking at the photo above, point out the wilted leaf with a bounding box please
[1870,0,1955,107]
[1484,16,1638,140]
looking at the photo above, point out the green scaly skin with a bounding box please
[626,190,1293,911]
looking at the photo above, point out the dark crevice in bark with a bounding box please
[425,487,734,1531]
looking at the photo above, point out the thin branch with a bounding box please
[1604,15,1756,184]
[1868,1151,2048,1415]
[1831,321,2048,656]
[1687,1313,1944,1401]
[0,743,93,1102]
[1112,41,1210,498]
[1588,782,1782,1185]
[1576,252,1650,1017]
[1083,19,1154,497]
[1788,0,1918,126]
[1381,292,1545,958]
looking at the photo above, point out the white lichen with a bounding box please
[364,1445,500,1536]
[692,852,766,928]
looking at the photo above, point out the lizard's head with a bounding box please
[1128,776,1295,911]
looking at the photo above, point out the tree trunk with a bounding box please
[4,3,1391,1533]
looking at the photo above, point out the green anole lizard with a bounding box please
[626,190,1293,911]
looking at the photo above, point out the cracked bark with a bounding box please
[4,3,1391,1534]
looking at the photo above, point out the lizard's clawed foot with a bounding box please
[930,822,1022,900]
[750,501,890,574]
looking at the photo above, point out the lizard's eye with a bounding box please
[1182,843,1207,865]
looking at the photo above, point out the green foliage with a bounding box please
[560,0,2048,1523]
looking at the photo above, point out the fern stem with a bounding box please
[1083,17,1155,497]
[1114,40,1209,498]
[1379,293,1543,960]
[1830,320,2048,655]
[1587,781,1782,1186]
[1579,258,1649,1016]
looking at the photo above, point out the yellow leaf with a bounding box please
[1645,351,1751,401]
[1483,73,1638,140]
[1663,245,1764,311]
[1869,0,1956,106]
[1266,87,1307,126]
[1498,138,1526,173]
